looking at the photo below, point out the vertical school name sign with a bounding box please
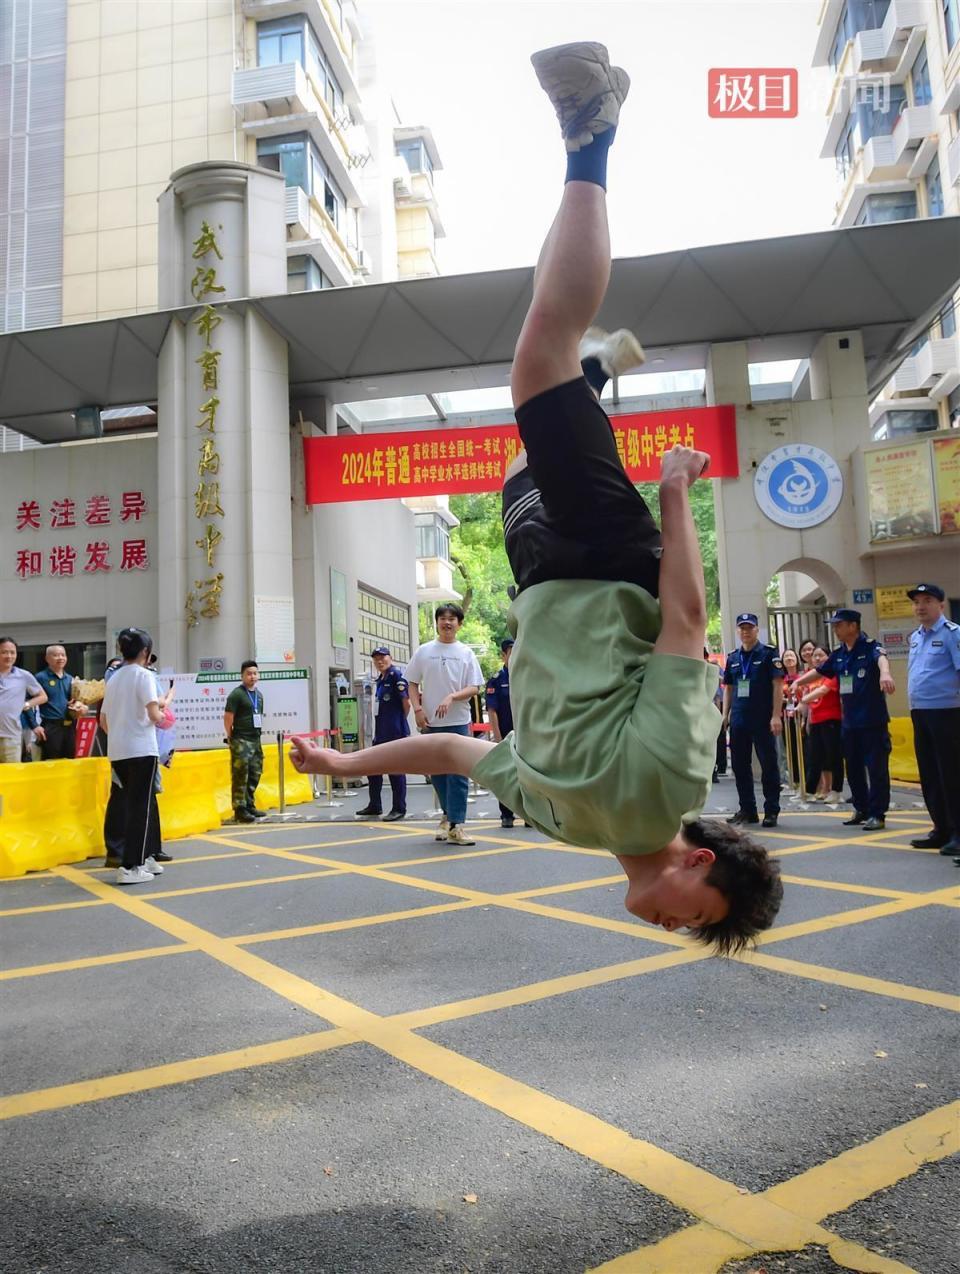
[185,220,226,629]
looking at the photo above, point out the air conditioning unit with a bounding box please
[354,248,371,276]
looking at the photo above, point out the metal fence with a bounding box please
[766,606,838,657]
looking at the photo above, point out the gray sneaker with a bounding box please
[530,42,630,152]
[579,326,646,378]
[116,866,154,885]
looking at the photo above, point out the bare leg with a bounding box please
[291,732,493,781]
[511,182,610,411]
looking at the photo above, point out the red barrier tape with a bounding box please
[470,723,492,735]
[282,729,341,739]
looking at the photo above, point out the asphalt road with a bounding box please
[1,776,957,1273]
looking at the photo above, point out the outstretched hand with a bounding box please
[660,444,710,487]
[290,736,341,775]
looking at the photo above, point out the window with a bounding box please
[396,138,433,178]
[257,17,305,67]
[872,408,939,441]
[854,189,918,224]
[925,156,944,217]
[854,82,906,142]
[287,255,332,292]
[357,589,411,665]
[414,514,451,562]
[835,114,857,178]
[911,45,932,106]
[829,4,852,68]
[849,0,891,28]
[945,0,960,50]
[940,302,957,339]
[257,135,308,192]
[258,134,349,232]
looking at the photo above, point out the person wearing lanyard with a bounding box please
[794,609,894,831]
[904,584,960,858]
[722,613,784,828]
[224,661,267,824]
[355,646,411,822]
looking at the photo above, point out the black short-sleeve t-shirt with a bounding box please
[226,685,263,739]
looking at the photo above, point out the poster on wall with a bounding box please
[864,443,937,542]
[169,669,312,749]
[932,434,960,535]
[254,595,296,664]
[875,586,915,621]
[330,568,348,649]
[878,628,912,659]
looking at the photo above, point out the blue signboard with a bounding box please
[852,589,874,605]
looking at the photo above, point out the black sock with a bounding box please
[565,125,616,189]
[581,356,608,396]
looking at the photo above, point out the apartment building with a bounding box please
[0,0,443,333]
[814,0,960,437]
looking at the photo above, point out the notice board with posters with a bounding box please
[169,669,312,749]
[864,442,937,542]
[932,434,960,535]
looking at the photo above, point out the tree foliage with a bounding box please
[433,481,723,673]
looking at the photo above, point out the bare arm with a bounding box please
[877,654,895,694]
[488,708,502,743]
[146,701,164,726]
[801,684,828,706]
[407,680,427,731]
[653,446,710,661]
[24,688,47,711]
[770,678,783,735]
[223,710,234,740]
[721,683,732,725]
[290,731,493,779]
[792,667,819,691]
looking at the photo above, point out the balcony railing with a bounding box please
[860,103,936,178]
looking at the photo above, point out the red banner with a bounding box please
[74,717,98,758]
[303,406,739,504]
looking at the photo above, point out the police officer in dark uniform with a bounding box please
[485,638,517,828]
[722,613,784,828]
[356,646,411,821]
[905,583,960,857]
[794,608,895,831]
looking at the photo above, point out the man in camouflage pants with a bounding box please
[224,660,267,823]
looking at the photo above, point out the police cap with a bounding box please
[735,613,759,627]
[825,608,861,624]
[372,646,391,657]
[500,637,515,651]
[906,583,945,601]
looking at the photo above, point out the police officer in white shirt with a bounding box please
[905,584,960,858]
[404,604,483,846]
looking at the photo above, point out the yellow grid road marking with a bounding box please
[0,944,198,982]
[230,898,479,946]
[743,950,960,1012]
[592,1101,959,1273]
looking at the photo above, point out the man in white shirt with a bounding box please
[404,604,483,846]
[0,637,46,764]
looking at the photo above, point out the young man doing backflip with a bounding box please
[292,42,782,954]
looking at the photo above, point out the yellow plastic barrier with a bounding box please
[0,743,314,877]
[888,715,920,784]
[0,757,111,877]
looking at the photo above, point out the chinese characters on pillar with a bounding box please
[12,492,150,579]
[186,219,227,627]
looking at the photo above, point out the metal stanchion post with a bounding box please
[277,731,286,815]
[796,713,807,799]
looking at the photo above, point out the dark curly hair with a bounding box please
[681,819,783,956]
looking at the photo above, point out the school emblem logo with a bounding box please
[754,444,843,529]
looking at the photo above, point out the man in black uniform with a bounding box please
[356,647,411,821]
[34,644,80,760]
[794,608,894,831]
[722,613,784,828]
[485,638,517,828]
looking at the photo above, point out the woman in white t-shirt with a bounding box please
[404,603,483,847]
[100,627,167,885]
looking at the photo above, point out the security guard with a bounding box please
[905,584,960,856]
[485,638,517,828]
[356,646,411,821]
[722,613,784,828]
[795,608,895,831]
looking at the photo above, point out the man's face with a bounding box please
[502,645,512,666]
[242,666,259,689]
[625,848,729,934]
[372,654,392,674]
[46,646,67,674]
[833,620,858,645]
[912,595,943,626]
[738,623,758,648]
[435,611,462,642]
[0,641,16,673]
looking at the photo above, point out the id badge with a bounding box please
[737,680,751,699]
[252,712,263,728]
[839,676,854,695]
